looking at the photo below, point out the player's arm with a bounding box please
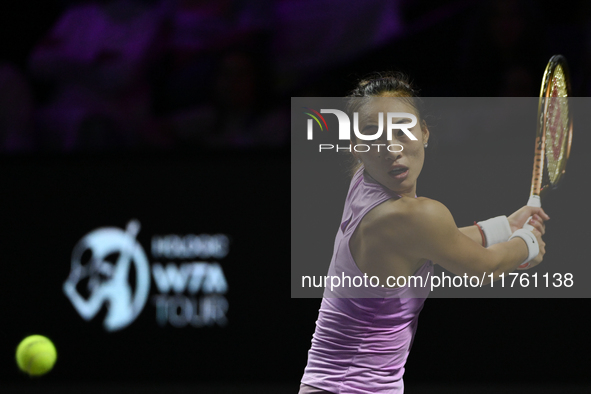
[458,206,549,246]
[458,225,484,245]
[374,198,544,284]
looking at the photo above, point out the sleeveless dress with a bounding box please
[300,168,433,394]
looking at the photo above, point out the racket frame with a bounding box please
[520,54,572,268]
[529,54,573,201]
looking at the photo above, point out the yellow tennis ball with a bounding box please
[16,335,57,377]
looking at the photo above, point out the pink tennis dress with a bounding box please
[300,168,433,394]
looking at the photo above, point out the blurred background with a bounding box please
[2,0,591,393]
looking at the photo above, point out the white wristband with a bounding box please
[477,216,512,247]
[509,229,539,265]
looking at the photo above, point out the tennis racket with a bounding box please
[519,54,573,269]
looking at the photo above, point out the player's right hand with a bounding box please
[518,228,546,270]
[527,213,547,235]
[508,206,550,233]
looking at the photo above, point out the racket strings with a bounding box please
[544,65,569,186]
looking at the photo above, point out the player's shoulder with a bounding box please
[370,196,449,225]
[356,197,448,250]
[356,197,450,242]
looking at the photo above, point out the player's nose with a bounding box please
[385,152,402,162]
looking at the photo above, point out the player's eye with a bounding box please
[362,125,378,135]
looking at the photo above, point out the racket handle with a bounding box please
[519,195,542,269]
[526,195,541,208]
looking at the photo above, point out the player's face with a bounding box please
[353,97,428,197]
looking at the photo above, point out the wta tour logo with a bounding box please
[63,220,150,332]
[64,220,229,331]
[303,107,417,152]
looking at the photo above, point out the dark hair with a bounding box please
[348,71,419,98]
[345,72,425,176]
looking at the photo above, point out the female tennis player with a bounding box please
[299,73,549,394]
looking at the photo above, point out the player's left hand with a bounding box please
[508,206,550,234]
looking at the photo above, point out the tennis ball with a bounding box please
[16,335,57,377]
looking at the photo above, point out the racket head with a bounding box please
[530,54,573,199]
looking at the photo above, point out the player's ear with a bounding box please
[421,120,429,145]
